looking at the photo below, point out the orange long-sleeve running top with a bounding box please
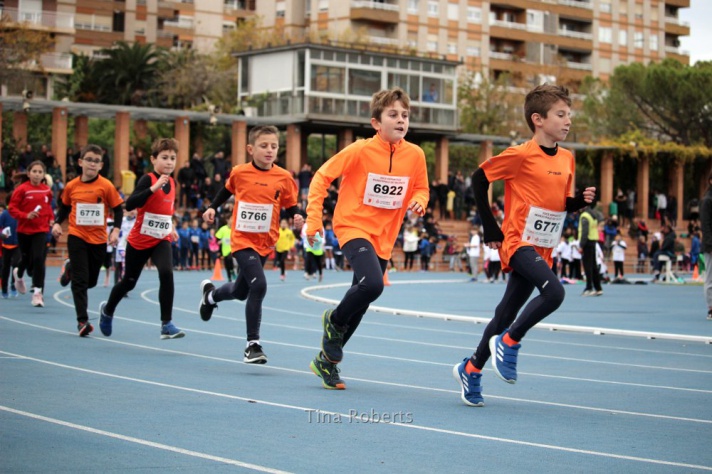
[306,133,429,260]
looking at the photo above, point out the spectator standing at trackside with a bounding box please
[652,223,676,282]
[402,223,419,271]
[465,225,481,281]
[556,235,572,279]
[274,218,295,281]
[52,144,124,336]
[199,125,304,364]
[611,231,627,280]
[636,235,649,274]
[304,87,429,390]
[452,84,596,407]
[215,216,236,282]
[579,201,603,296]
[699,170,712,320]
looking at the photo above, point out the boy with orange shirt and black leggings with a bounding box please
[453,84,596,407]
[52,144,124,337]
[199,125,304,364]
[305,87,429,389]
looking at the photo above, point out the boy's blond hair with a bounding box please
[151,138,179,157]
[371,87,411,120]
[248,125,279,145]
[524,84,571,133]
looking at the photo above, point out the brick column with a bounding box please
[74,115,89,148]
[337,129,354,151]
[13,111,28,149]
[232,120,247,166]
[600,151,614,217]
[636,156,649,220]
[434,136,449,183]
[174,116,190,171]
[133,119,148,143]
[51,107,69,179]
[285,124,302,174]
[114,112,131,187]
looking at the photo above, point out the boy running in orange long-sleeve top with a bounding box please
[306,87,429,389]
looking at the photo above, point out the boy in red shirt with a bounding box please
[453,84,596,406]
[305,87,429,389]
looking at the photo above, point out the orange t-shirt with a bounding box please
[480,140,574,271]
[226,162,298,256]
[306,133,429,260]
[62,176,124,245]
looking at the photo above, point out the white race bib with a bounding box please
[140,212,172,239]
[235,201,272,233]
[522,206,566,248]
[363,173,409,209]
[76,203,104,226]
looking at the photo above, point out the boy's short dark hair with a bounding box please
[248,125,279,145]
[151,138,179,157]
[80,144,103,160]
[371,87,411,121]
[524,84,571,133]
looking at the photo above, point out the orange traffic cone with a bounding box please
[693,264,700,281]
[212,258,225,282]
[383,271,391,286]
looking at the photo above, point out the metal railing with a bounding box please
[0,7,74,30]
[351,1,400,12]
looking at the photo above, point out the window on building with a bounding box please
[600,2,611,13]
[634,31,644,49]
[466,46,480,57]
[467,7,482,23]
[527,11,544,31]
[276,1,285,17]
[447,42,457,55]
[426,40,437,52]
[113,10,125,32]
[318,0,328,12]
[599,27,612,43]
[619,29,627,47]
[447,4,458,20]
[311,65,345,93]
[388,73,420,101]
[427,0,438,17]
[407,0,418,14]
[348,69,381,96]
[650,34,658,51]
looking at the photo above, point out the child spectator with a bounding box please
[611,232,628,280]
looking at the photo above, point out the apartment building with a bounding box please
[1,0,690,97]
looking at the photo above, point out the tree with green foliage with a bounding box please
[94,41,164,106]
[0,13,54,92]
[457,70,525,136]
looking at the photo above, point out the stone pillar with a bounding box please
[636,156,649,220]
[670,160,684,227]
[232,120,247,166]
[13,111,28,149]
[114,111,131,187]
[285,124,302,174]
[133,119,148,143]
[174,116,190,171]
[51,107,69,178]
[600,151,614,217]
[74,115,89,148]
[434,136,449,183]
[337,129,354,151]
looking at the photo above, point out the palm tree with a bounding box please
[95,41,164,106]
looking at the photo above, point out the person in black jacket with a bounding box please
[652,223,676,281]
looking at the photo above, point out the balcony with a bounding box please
[350,1,399,24]
[490,51,514,61]
[0,7,74,31]
[558,0,592,9]
[368,36,400,47]
[224,0,256,13]
[74,15,112,32]
[163,17,194,30]
[558,28,592,41]
[40,52,73,72]
[566,61,592,71]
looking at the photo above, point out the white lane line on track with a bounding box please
[2,317,711,424]
[1,350,711,472]
[0,405,291,473]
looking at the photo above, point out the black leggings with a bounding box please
[1,246,20,293]
[275,250,288,276]
[213,248,268,341]
[67,235,105,323]
[472,246,565,370]
[17,232,47,291]
[331,239,388,346]
[105,240,174,322]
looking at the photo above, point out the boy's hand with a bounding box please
[108,227,120,246]
[407,200,424,216]
[583,187,596,203]
[150,175,170,193]
[293,214,304,230]
[486,241,502,250]
[51,222,62,239]
[307,231,323,248]
[202,208,216,224]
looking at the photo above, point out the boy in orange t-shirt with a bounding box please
[52,144,124,336]
[200,125,304,364]
[453,84,596,406]
[305,87,429,389]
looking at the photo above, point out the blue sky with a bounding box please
[679,0,711,64]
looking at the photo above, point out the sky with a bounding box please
[679,0,712,64]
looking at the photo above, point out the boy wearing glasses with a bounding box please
[52,144,124,336]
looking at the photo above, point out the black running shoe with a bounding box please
[199,279,217,321]
[310,353,345,390]
[244,343,267,364]
[321,309,345,363]
[59,259,71,287]
[77,321,93,337]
